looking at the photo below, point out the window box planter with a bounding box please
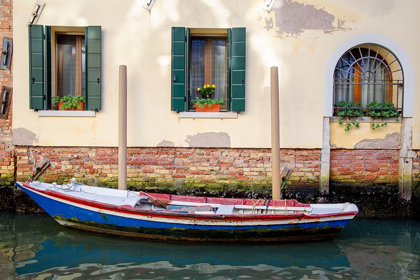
[195,103,220,112]
[58,101,85,111]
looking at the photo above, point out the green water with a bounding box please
[0,213,419,280]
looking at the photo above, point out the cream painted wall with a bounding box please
[12,0,420,149]
[330,121,401,149]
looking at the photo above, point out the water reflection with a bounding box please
[0,213,419,279]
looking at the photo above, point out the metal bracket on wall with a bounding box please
[143,0,156,10]
[0,37,12,70]
[28,1,45,25]
[0,86,12,119]
[263,0,276,11]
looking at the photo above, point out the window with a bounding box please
[28,25,101,111]
[190,34,227,110]
[333,44,403,113]
[56,34,86,99]
[171,27,246,112]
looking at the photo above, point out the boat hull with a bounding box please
[55,219,344,242]
[16,182,356,242]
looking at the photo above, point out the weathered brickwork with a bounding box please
[0,0,13,185]
[15,147,321,190]
[13,147,407,189]
[0,0,12,85]
[330,149,399,185]
[0,117,13,185]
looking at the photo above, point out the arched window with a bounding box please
[333,44,403,114]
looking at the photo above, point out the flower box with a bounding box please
[58,101,85,111]
[195,104,220,112]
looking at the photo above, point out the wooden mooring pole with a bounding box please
[271,67,281,200]
[118,65,127,190]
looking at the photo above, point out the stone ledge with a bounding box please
[38,110,96,117]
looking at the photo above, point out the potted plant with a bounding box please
[53,95,86,110]
[194,84,223,112]
[334,100,362,131]
[366,101,400,130]
[334,100,400,131]
[198,84,215,99]
[193,97,224,112]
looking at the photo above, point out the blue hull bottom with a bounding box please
[19,184,351,242]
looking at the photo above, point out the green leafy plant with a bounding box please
[366,101,400,130]
[52,96,60,104]
[334,100,362,132]
[192,97,224,108]
[53,95,86,110]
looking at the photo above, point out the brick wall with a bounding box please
[0,0,13,185]
[0,0,12,85]
[15,147,403,190]
[15,147,321,190]
[330,149,399,185]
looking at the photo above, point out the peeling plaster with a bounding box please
[257,0,354,38]
[157,140,175,147]
[274,1,337,36]
[12,128,38,146]
[185,132,231,148]
[354,132,400,149]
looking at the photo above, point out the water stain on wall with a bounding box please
[185,132,231,148]
[354,132,400,149]
[157,140,175,147]
[12,128,38,146]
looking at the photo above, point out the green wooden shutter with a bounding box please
[29,24,44,110]
[86,26,101,111]
[45,26,52,109]
[229,27,246,112]
[185,28,190,110]
[171,27,186,112]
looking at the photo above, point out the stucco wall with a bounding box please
[330,122,401,149]
[12,0,420,149]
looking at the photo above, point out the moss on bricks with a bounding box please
[0,177,14,186]
[412,180,420,199]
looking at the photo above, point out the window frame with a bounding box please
[28,25,102,111]
[171,27,246,113]
[333,44,404,116]
[52,27,86,103]
[189,32,228,111]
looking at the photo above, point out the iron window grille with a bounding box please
[333,44,403,116]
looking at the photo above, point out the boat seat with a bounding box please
[122,195,148,208]
[216,205,235,215]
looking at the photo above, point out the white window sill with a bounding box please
[38,110,96,117]
[179,112,238,119]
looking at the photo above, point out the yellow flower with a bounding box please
[203,85,207,88]
[197,88,200,91]
[212,84,215,88]
[206,84,210,87]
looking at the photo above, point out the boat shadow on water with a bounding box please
[2,213,420,279]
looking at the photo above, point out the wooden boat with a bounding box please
[16,179,358,242]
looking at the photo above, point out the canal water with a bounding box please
[0,214,419,279]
